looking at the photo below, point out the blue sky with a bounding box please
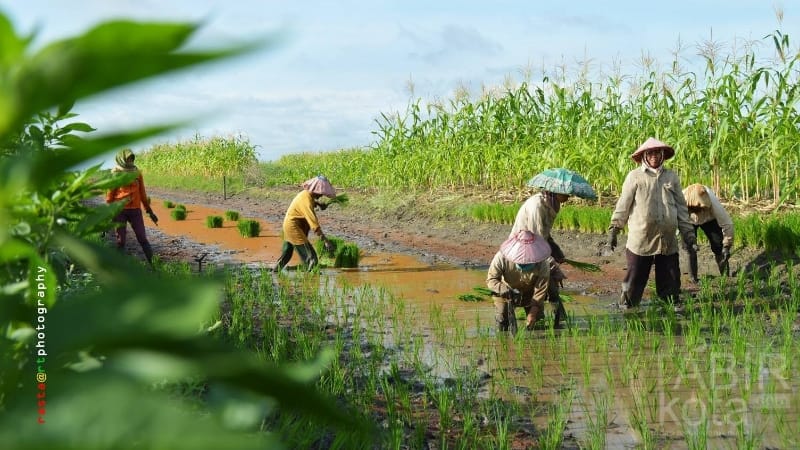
[2,1,793,161]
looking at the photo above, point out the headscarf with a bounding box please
[542,190,561,213]
[113,149,138,173]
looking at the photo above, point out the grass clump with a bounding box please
[206,215,224,228]
[171,209,187,221]
[163,200,175,208]
[225,210,240,221]
[237,219,260,238]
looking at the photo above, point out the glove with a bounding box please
[317,202,328,211]
[607,226,620,251]
[505,288,521,301]
[721,246,731,262]
[146,210,158,225]
[683,234,699,253]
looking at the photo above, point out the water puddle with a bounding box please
[145,199,798,449]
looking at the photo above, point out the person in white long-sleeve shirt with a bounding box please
[682,183,734,280]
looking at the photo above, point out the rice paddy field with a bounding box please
[128,27,800,447]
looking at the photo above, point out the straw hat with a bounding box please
[683,183,711,209]
[630,137,675,163]
[302,175,336,198]
[499,230,551,264]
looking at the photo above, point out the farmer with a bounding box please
[275,175,336,272]
[683,183,734,281]
[607,137,697,308]
[510,190,569,328]
[105,149,158,265]
[487,230,551,332]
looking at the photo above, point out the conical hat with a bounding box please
[683,183,711,208]
[500,230,551,264]
[630,137,675,163]
[302,175,336,198]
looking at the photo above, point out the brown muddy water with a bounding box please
[146,200,798,449]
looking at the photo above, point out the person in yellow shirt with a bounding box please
[105,149,158,265]
[275,175,336,272]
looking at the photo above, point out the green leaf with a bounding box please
[0,373,281,450]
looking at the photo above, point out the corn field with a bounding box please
[267,30,800,206]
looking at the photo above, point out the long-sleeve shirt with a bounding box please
[510,193,557,239]
[282,190,321,245]
[610,166,694,256]
[105,171,149,210]
[683,185,735,247]
[486,251,549,304]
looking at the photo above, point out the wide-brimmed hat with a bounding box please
[630,137,675,163]
[302,175,336,198]
[684,183,711,208]
[499,230,551,264]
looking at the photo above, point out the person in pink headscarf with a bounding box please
[487,230,551,332]
[275,175,337,272]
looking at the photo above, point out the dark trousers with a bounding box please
[623,249,681,305]
[693,220,724,256]
[113,208,153,263]
[276,241,319,271]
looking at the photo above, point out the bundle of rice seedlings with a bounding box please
[163,200,175,208]
[205,215,223,228]
[564,258,601,273]
[314,235,345,258]
[237,219,260,238]
[327,193,349,205]
[175,204,187,212]
[224,210,240,221]
[170,209,187,221]
[333,243,360,268]
[457,286,493,302]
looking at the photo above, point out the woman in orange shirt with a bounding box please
[105,149,157,265]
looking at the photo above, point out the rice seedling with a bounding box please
[334,243,360,268]
[563,258,601,273]
[163,200,175,208]
[205,215,223,228]
[175,204,186,211]
[236,219,260,237]
[224,210,240,221]
[327,193,349,205]
[170,208,187,220]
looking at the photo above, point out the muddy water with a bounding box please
[145,199,797,449]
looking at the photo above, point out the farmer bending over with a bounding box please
[487,230,551,333]
[275,175,336,272]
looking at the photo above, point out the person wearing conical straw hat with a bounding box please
[682,183,734,281]
[607,138,697,308]
[510,190,570,328]
[487,230,551,332]
[275,175,337,272]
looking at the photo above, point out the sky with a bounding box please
[2,1,794,162]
